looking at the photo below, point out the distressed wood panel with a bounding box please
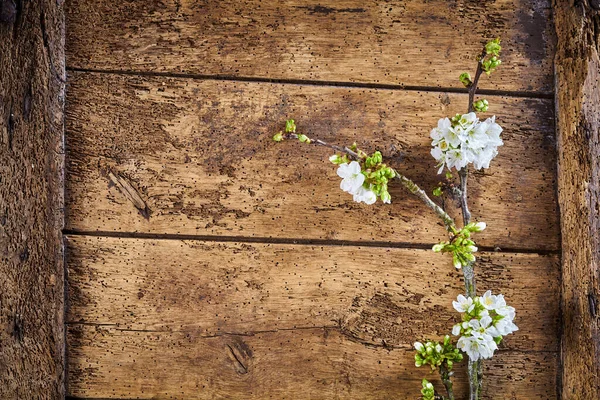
[0,0,65,398]
[67,325,557,399]
[65,72,559,250]
[554,0,600,398]
[66,236,560,352]
[65,0,555,93]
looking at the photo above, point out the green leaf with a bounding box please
[459,72,472,87]
[272,132,284,142]
[432,186,443,197]
[285,119,296,133]
[485,38,502,56]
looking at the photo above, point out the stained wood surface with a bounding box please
[66,236,560,352]
[67,325,558,399]
[65,72,559,251]
[0,0,65,398]
[65,0,555,93]
[554,1,600,398]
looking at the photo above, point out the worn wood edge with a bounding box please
[64,235,560,352]
[64,72,559,251]
[0,0,66,398]
[66,324,558,399]
[64,0,556,93]
[554,0,600,398]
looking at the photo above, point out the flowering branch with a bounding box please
[277,131,457,232]
[272,38,514,400]
[457,39,502,400]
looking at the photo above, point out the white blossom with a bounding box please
[337,161,365,194]
[414,342,424,352]
[430,113,503,174]
[353,185,377,205]
[481,290,501,310]
[457,333,498,361]
[495,317,519,336]
[452,294,474,313]
[452,323,462,336]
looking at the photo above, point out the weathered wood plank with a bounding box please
[554,1,600,398]
[65,0,555,93]
[0,1,65,398]
[67,325,557,399]
[66,235,560,352]
[65,72,559,250]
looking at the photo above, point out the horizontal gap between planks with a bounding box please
[63,229,559,255]
[64,322,560,355]
[66,67,554,100]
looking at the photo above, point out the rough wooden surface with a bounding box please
[65,0,555,93]
[66,235,560,352]
[0,0,65,398]
[67,325,558,400]
[65,72,559,251]
[554,0,600,398]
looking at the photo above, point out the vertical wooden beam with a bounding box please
[554,0,600,397]
[0,0,65,398]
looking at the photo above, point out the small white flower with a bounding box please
[481,290,500,310]
[472,222,487,232]
[469,316,501,338]
[353,185,377,205]
[496,304,516,320]
[337,161,364,194]
[457,333,498,361]
[414,342,424,352]
[495,317,519,336]
[453,294,474,313]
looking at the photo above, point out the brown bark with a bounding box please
[0,0,65,398]
[554,0,600,398]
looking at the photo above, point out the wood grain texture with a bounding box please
[65,72,559,251]
[554,1,600,398]
[65,0,555,93]
[66,235,560,352]
[0,0,65,398]
[67,325,558,399]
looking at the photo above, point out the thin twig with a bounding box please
[440,363,455,400]
[467,49,487,113]
[463,45,489,400]
[283,133,457,232]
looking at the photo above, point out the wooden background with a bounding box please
[64,1,559,398]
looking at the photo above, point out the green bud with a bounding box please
[445,171,453,180]
[432,243,445,252]
[380,190,391,204]
[272,132,284,142]
[473,99,489,112]
[285,119,296,133]
[432,186,443,197]
[459,72,472,87]
[485,38,502,56]
[297,134,311,143]
[329,154,343,164]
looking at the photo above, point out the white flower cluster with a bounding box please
[430,112,503,174]
[336,161,378,205]
[452,291,518,361]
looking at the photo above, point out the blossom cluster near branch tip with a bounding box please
[430,112,503,174]
[452,291,518,361]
